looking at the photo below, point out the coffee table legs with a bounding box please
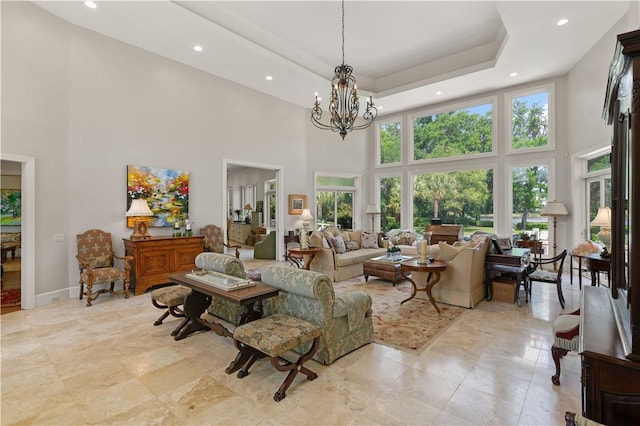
[401,270,442,313]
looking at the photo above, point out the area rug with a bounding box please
[333,276,466,353]
[1,288,21,308]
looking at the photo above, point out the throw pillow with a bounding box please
[321,236,330,249]
[436,242,464,261]
[331,235,347,254]
[87,254,113,269]
[361,232,379,249]
[308,231,323,248]
[345,240,360,251]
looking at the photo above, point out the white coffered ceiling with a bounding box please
[32,1,633,115]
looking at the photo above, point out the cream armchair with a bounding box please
[410,238,490,308]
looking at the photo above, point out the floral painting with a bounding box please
[0,189,21,226]
[127,165,189,227]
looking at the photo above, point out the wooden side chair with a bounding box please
[552,309,580,385]
[526,249,568,308]
[201,224,240,259]
[76,229,133,307]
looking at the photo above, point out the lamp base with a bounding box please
[131,219,152,240]
[597,228,611,253]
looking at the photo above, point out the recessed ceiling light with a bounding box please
[377,106,383,110]
[557,18,569,26]
[84,1,97,9]
[265,75,273,81]
[435,91,443,95]
[510,72,518,77]
[193,45,203,52]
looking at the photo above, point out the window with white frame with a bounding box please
[315,174,359,230]
[412,168,494,235]
[506,83,555,154]
[409,97,496,163]
[584,151,611,242]
[377,174,402,231]
[376,118,402,167]
[508,160,554,247]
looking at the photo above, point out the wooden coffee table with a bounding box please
[363,255,410,286]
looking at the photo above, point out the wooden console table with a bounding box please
[123,236,204,295]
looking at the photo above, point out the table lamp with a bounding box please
[300,209,313,249]
[541,200,569,270]
[126,199,154,239]
[365,204,381,233]
[590,207,611,254]
[243,203,253,223]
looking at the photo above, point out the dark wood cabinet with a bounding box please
[580,28,640,425]
[123,236,204,295]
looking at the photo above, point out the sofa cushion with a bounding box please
[387,229,417,246]
[436,242,464,261]
[335,248,384,267]
[345,240,360,251]
[361,232,379,248]
[331,235,347,254]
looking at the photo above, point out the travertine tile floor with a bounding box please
[1,264,585,425]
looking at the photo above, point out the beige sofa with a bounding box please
[307,227,386,282]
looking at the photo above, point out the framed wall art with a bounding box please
[288,194,306,215]
[0,189,21,226]
[127,165,189,227]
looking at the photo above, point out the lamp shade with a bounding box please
[126,199,153,216]
[293,219,304,229]
[300,208,313,221]
[244,203,253,211]
[541,201,568,216]
[365,204,381,214]
[591,207,611,228]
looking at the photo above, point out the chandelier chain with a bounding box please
[341,0,345,65]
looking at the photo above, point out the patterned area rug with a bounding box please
[333,276,466,353]
[1,288,21,308]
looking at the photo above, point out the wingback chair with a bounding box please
[254,230,276,259]
[201,224,240,259]
[76,229,133,307]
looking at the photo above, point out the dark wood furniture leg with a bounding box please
[401,270,443,313]
[173,291,212,341]
[551,345,569,385]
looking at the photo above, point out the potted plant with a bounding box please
[386,245,401,261]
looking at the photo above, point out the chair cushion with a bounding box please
[81,267,127,284]
[233,314,320,357]
[151,285,191,306]
[553,314,580,352]
[529,269,558,282]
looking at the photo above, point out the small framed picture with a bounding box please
[288,194,306,215]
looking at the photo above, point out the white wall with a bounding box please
[566,3,639,246]
[1,2,306,304]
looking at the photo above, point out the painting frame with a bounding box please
[126,165,189,228]
[0,189,21,226]
[288,194,306,215]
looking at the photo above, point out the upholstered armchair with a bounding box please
[76,229,133,307]
[254,230,276,259]
[201,224,240,259]
[260,265,374,365]
[411,238,490,308]
[195,252,247,324]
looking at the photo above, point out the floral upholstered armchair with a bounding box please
[195,252,247,324]
[201,224,240,259]
[260,265,373,365]
[76,229,133,307]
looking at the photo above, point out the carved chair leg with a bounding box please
[79,282,84,300]
[170,318,190,337]
[85,283,93,307]
[153,310,171,326]
[271,337,320,402]
[551,344,569,385]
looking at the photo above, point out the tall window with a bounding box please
[379,175,401,231]
[377,119,402,166]
[506,84,555,153]
[315,174,359,230]
[511,164,549,236]
[585,152,611,241]
[412,168,494,235]
[410,98,495,163]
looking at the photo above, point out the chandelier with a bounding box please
[311,0,377,140]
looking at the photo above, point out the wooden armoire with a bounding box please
[579,29,640,425]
